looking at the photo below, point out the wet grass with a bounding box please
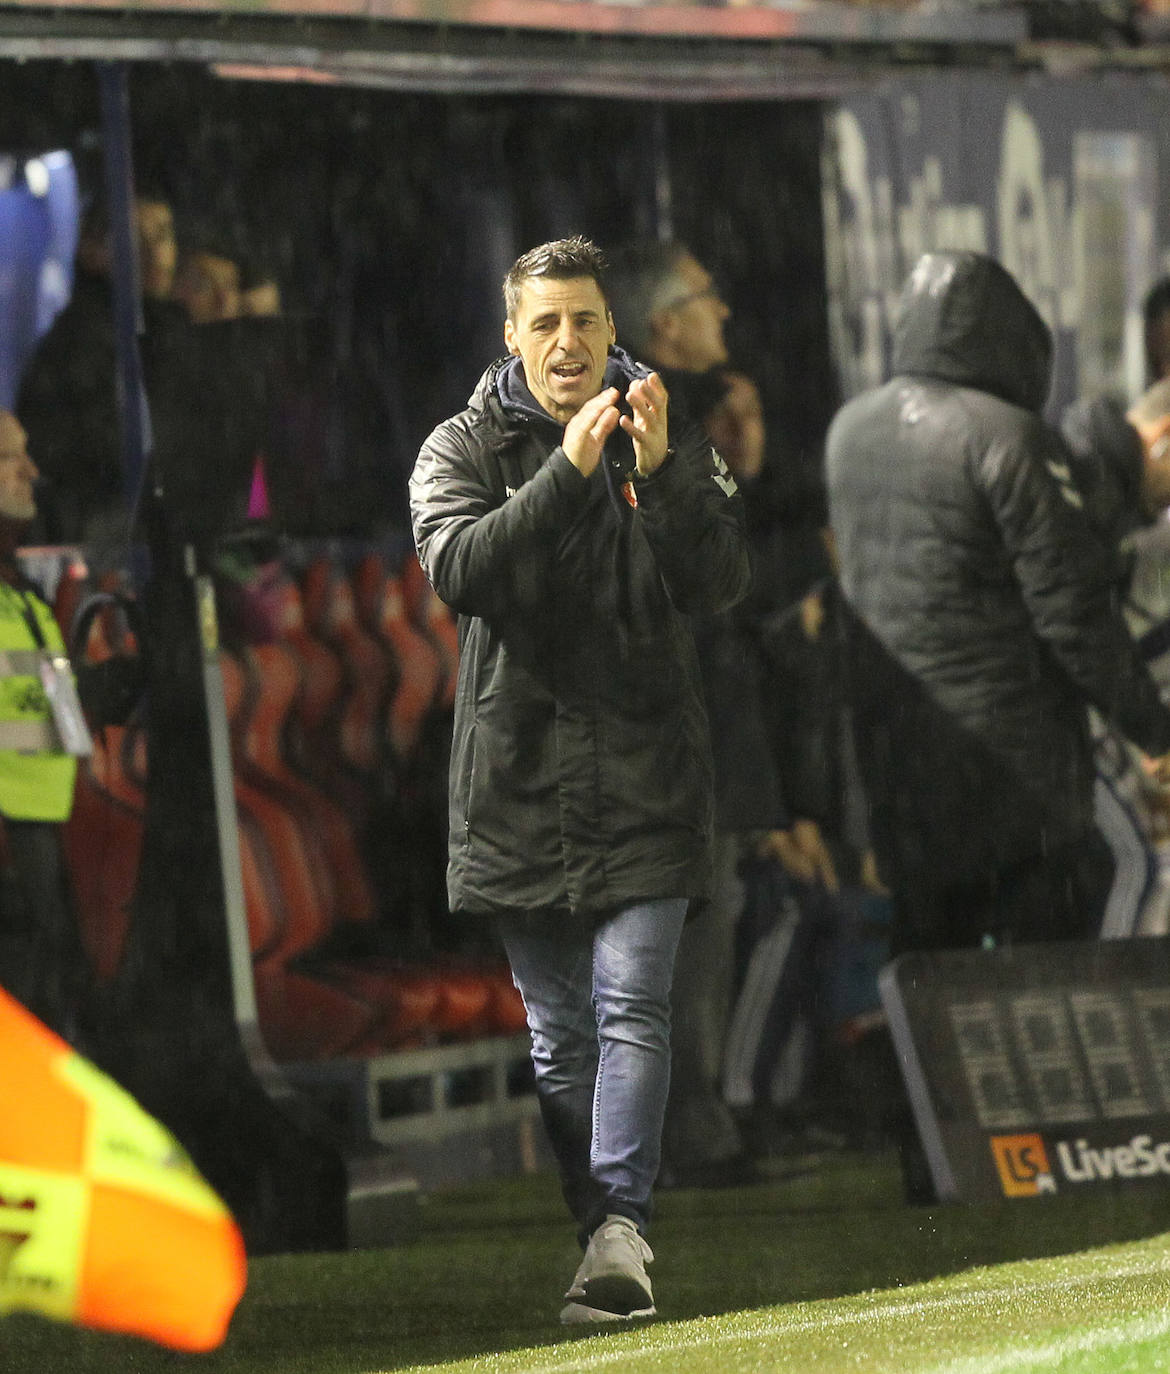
[7,1149,1170,1372]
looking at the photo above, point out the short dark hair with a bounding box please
[503,235,609,319]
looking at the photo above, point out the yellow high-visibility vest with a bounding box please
[0,584,77,821]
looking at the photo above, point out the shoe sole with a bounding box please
[559,1301,657,1325]
[578,1273,654,1317]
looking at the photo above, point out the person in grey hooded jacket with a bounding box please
[825,251,1170,956]
[410,236,750,1323]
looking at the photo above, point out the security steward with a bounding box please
[0,408,91,1039]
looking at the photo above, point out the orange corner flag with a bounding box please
[0,986,247,1351]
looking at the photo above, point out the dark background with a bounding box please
[0,61,835,538]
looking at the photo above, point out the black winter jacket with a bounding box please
[409,349,751,917]
[654,365,789,834]
[825,252,1170,886]
[1060,394,1152,586]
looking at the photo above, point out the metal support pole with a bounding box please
[96,61,151,527]
[652,104,674,243]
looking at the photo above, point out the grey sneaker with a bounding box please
[558,1299,656,1324]
[561,1214,655,1321]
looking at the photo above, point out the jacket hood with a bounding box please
[891,252,1053,413]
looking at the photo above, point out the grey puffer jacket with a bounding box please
[825,252,1170,885]
[410,348,751,917]
[1059,394,1152,585]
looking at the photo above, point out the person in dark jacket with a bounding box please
[409,236,750,1324]
[1060,376,1170,572]
[825,251,1170,957]
[16,190,183,548]
[1143,276,1170,386]
[1060,376,1170,937]
[605,238,835,1184]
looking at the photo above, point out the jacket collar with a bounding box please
[471,346,651,429]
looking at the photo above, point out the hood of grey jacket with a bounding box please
[891,252,1053,413]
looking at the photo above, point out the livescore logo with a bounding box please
[990,1134,1057,1196]
[991,1130,1170,1196]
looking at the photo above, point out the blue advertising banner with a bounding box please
[823,73,1170,415]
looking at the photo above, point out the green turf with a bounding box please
[7,1149,1170,1372]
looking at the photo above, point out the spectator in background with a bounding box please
[239,257,283,319]
[606,239,833,1185]
[827,252,1170,1202]
[16,188,183,545]
[1061,375,1170,937]
[172,235,283,324]
[410,236,749,1323]
[1061,375,1170,573]
[172,239,241,325]
[0,409,91,1043]
[1143,275,1170,385]
[826,251,1170,958]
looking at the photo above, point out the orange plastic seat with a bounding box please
[219,649,447,1057]
[355,554,442,766]
[401,551,459,712]
[51,554,90,646]
[238,641,377,927]
[62,724,147,985]
[304,556,393,778]
[265,569,348,786]
[219,650,380,1061]
[484,965,528,1035]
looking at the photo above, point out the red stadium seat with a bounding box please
[354,553,441,767]
[304,556,393,778]
[63,724,146,985]
[219,647,451,1056]
[237,641,377,927]
[219,649,379,1060]
[401,551,459,712]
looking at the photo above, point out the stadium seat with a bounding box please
[483,964,528,1035]
[401,551,459,712]
[353,553,441,767]
[219,648,450,1057]
[50,553,90,646]
[303,555,393,779]
[236,640,377,926]
[62,723,146,985]
[219,649,381,1061]
[265,567,348,788]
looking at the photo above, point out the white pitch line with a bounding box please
[487,1254,1170,1374]
[929,1307,1170,1374]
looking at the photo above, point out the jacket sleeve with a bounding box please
[979,417,1170,756]
[409,416,588,621]
[1058,395,1149,556]
[632,420,752,616]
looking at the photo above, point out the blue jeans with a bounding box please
[496,898,688,1244]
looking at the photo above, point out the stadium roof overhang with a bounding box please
[0,0,1038,100]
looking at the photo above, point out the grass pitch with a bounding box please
[6,1148,1170,1372]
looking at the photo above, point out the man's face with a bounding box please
[657,253,730,372]
[0,413,38,522]
[135,200,177,301]
[504,275,615,423]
